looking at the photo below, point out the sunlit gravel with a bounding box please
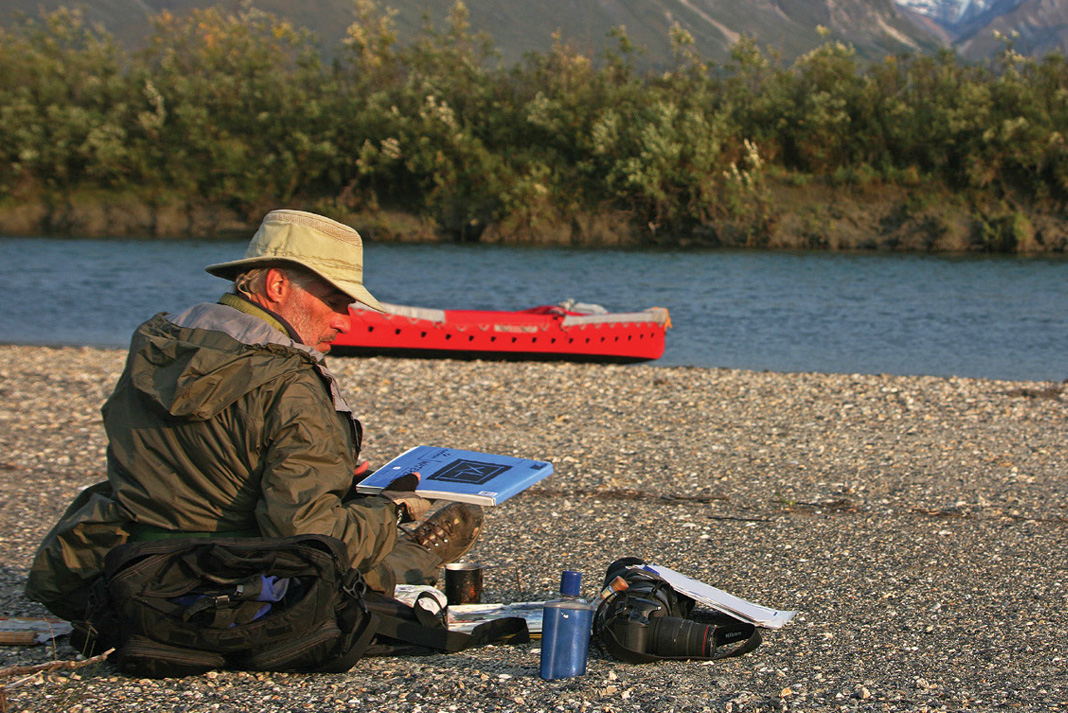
[2,345,1066,711]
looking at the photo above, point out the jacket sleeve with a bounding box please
[253,373,399,572]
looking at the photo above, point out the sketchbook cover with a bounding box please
[356,445,553,506]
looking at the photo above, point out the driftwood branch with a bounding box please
[0,648,113,713]
[0,647,113,680]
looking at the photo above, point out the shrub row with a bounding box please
[1,3,1065,244]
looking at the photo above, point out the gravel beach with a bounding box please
[1,344,1066,712]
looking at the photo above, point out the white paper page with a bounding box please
[643,564,798,629]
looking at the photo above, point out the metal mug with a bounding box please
[444,562,484,605]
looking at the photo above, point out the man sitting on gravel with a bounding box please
[26,209,483,622]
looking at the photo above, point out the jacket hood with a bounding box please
[127,311,319,421]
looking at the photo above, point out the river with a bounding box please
[1,237,1065,382]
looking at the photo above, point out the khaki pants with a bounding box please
[362,533,440,596]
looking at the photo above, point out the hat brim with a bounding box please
[205,257,385,313]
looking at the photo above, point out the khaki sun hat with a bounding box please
[205,209,384,312]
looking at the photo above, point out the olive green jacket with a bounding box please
[25,300,398,620]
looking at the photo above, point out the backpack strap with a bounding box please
[312,609,382,673]
[309,568,383,673]
[366,593,530,653]
[374,610,530,652]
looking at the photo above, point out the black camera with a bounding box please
[593,558,760,663]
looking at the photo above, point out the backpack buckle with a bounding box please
[182,594,233,622]
[341,571,367,604]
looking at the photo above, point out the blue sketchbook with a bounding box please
[356,445,554,506]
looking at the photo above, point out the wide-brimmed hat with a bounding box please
[205,209,383,312]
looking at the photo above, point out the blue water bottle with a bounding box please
[540,570,595,680]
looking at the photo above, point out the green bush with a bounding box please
[1,2,1065,245]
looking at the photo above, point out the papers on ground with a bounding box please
[642,564,797,629]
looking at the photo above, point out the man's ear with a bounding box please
[262,267,290,304]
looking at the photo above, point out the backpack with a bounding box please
[75,534,528,678]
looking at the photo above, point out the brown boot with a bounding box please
[410,502,484,565]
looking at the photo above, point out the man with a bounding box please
[26,209,482,622]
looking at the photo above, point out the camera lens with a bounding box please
[647,616,714,658]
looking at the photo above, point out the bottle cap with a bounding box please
[560,570,581,596]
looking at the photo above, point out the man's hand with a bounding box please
[381,472,431,523]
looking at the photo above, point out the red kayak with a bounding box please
[332,300,671,363]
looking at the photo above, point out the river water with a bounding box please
[1,237,1065,382]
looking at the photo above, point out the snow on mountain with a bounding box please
[892,0,1025,26]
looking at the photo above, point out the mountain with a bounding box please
[892,0,1068,59]
[2,0,943,67]
[892,0,1007,25]
[954,0,1068,58]
[4,0,1064,65]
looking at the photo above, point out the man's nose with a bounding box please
[333,309,352,334]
